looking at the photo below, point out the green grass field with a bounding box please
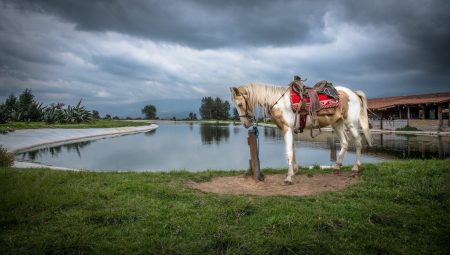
[0,120,151,133]
[1,160,449,254]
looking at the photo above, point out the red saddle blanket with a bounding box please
[290,88,339,112]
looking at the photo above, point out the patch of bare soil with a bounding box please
[189,172,358,196]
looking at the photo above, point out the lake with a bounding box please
[16,123,450,171]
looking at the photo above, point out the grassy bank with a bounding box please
[1,160,449,254]
[0,120,152,132]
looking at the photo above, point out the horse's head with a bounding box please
[230,87,253,128]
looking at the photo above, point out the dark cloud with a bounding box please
[4,0,332,48]
[0,0,449,116]
[330,0,450,72]
[5,0,449,72]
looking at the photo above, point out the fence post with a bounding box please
[247,129,261,181]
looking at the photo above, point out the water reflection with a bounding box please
[263,128,449,160]
[144,129,157,136]
[233,125,241,135]
[19,141,92,161]
[367,133,449,159]
[14,124,449,172]
[199,123,230,145]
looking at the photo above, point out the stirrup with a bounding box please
[311,127,321,138]
[294,128,303,134]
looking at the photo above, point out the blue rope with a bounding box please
[252,118,264,181]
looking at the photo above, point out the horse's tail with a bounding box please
[355,90,372,146]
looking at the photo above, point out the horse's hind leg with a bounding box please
[332,119,348,171]
[292,143,298,174]
[347,124,362,172]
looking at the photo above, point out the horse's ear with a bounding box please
[230,87,240,96]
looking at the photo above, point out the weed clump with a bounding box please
[0,145,14,167]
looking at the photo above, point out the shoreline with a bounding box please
[2,124,158,153]
[0,125,158,170]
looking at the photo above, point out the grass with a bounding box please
[0,159,449,254]
[0,120,152,133]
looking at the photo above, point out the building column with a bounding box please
[407,106,410,126]
[422,105,426,119]
[438,105,443,131]
[380,112,383,130]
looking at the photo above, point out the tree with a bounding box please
[199,97,214,119]
[105,114,111,120]
[14,89,45,121]
[188,112,198,120]
[0,94,17,123]
[233,107,239,120]
[220,100,230,120]
[199,97,231,120]
[141,104,157,119]
[92,110,100,119]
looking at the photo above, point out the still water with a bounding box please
[16,123,449,171]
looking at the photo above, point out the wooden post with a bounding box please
[248,129,261,181]
[438,105,443,131]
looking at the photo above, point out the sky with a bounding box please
[0,0,449,117]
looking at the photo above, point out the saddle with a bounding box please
[290,76,340,137]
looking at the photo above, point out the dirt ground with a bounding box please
[189,172,358,196]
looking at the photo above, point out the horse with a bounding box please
[230,83,372,184]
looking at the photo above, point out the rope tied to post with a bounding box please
[252,117,264,181]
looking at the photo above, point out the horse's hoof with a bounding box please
[351,166,360,172]
[284,177,293,185]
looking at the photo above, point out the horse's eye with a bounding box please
[238,103,243,107]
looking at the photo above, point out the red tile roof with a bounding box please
[368,92,450,110]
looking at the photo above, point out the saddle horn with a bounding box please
[293,75,307,82]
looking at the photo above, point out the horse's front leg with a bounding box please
[283,128,295,184]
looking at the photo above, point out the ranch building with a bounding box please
[367,92,450,131]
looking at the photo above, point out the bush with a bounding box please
[43,103,65,124]
[0,145,14,167]
[1,89,93,124]
[43,100,92,124]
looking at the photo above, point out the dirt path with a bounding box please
[189,172,358,196]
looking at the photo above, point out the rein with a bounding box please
[269,85,291,111]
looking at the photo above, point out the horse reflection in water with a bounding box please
[230,83,372,184]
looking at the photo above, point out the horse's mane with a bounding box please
[239,83,287,108]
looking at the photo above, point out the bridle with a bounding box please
[238,95,254,123]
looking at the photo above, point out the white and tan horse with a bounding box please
[230,83,372,184]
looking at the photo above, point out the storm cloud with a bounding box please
[0,0,449,116]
